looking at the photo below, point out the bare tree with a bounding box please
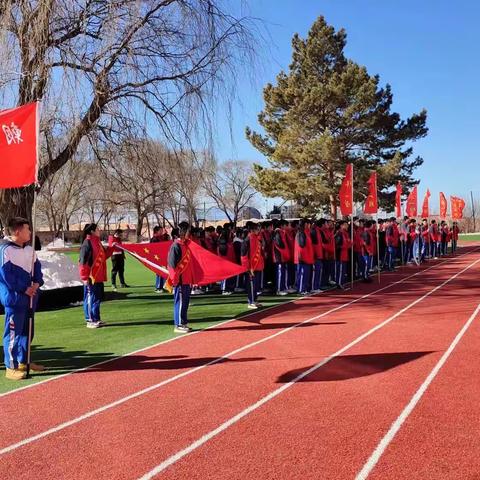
[98,139,173,240]
[37,155,93,238]
[0,0,257,225]
[204,158,257,224]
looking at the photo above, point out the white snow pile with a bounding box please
[37,250,83,290]
[45,238,72,249]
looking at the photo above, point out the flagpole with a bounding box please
[351,164,354,290]
[26,101,41,379]
[375,174,381,283]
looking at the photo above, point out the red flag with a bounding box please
[451,196,466,220]
[339,163,353,216]
[120,240,246,285]
[439,192,447,219]
[395,182,402,218]
[363,172,378,214]
[405,186,418,217]
[0,102,39,188]
[421,189,431,218]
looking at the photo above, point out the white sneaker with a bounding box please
[287,288,297,294]
[86,321,101,329]
[222,291,233,296]
[247,303,258,309]
[311,289,322,294]
[174,325,191,333]
[277,291,288,296]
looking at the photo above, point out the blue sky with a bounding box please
[216,0,480,212]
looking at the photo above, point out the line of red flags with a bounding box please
[338,163,465,219]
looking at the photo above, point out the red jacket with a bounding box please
[241,233,265,272]
[335,229,352,262]
[312,226,324,261]
[285,226,296,261]
[167,239,195,286]
[320,226,335,260]
[452,225,460,241]
[354,227,364,253]
[294,229,314,265]
[272,228,291,263]
[429,224,440,243]
[79,235,113,283]
[386,224,400,248]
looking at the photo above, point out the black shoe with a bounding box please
[121,284,130,288]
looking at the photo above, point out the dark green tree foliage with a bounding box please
[246,17,428,216]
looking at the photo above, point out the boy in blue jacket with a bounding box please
[0,218,43,380]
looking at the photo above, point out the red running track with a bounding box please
[0,248,479,479]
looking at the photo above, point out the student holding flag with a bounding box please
[1,218,44,380]
[167,221,195,333]
[79,224,114,329]
[241,222,265,309]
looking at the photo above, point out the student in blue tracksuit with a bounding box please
[0,218,44,381]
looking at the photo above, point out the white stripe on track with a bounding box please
[135,256,480,480]
[2,249,473,400]
[1,253,476,457]
[355,302,480,480]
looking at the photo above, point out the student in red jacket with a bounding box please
[311,220,325,292]
[79,224,114,329]
[360,220,375,281]
[429,220,440,259]
[241,222,265,309]
[320,219,335,287]
[294,218,314,294]
[285,221,298,291]
[335,220,352,290]
[167,222,195,333]
[440,221,450,256]
[385,217,400,271]
[272,220,291,295]
[451,222,460,253]
[353,219,365,280]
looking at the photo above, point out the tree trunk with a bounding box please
[329,194,337,221]
[0,186,36,227]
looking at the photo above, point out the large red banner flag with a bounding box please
[339,163,353,216]
[451,196,466,219]
[421,189,431,218]
[119,240,246,286]
[439,192,448,219]
[0,102,39,188]
[395,182,402,218]
[363,172,378,214]
[405,186,418,217]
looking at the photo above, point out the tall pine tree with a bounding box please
[246,17,428,216]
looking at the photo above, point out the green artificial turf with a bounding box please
[459,234,480,242]
[0,253,297,394]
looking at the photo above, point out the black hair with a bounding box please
[153,226,161,234]
[114,228,122,235]
[82,223,97,242]
[178,221,191,237]
[6,217,29,236]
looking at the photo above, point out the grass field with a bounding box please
[0,253,296,394]
[459,233,480,242]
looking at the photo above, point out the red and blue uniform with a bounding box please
[0,240,43,370]
[294,228,314,293]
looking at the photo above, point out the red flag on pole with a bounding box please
[363,172,378,214]
[451,196,466,219]
[395,181,402,218]
[0,102,39,188]
[439,192,447,219]
[119,241,246,285]
[405,186,418,217]
[421,189,431,218]
[339,163,353,216]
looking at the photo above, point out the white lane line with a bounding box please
[1,253,473,457]
[135,257,480,479]
[1,248,474,401]
[356,302,480,480]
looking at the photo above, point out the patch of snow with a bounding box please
[45,238,72,249]
[37,250,83,290]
